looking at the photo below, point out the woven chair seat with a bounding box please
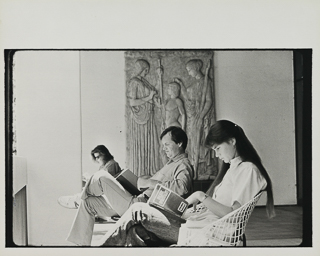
[177,192,263,246]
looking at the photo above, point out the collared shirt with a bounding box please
[185,156,267,226]
[213,156,267,207]
[141,153,194,199]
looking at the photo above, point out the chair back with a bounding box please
[178,192,263,246]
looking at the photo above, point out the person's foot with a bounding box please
[58,194,80,209]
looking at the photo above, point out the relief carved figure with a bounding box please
[174,59,214,179]
[127,59,162,176]
[164,82,186,130]
[125,51,217,180]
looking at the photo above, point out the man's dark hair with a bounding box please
[160,126,188,150]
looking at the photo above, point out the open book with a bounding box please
[148,184,189,219]
[115,169,142,196]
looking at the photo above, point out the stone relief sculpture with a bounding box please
[126,59,162,176]
[125,51,217,180]
[174,59,214,179]
[164,82,186,130]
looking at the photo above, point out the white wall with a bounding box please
[14,51,127,245]
[80,51,126,176]
[214,51,296,205]
[14,51,82,245]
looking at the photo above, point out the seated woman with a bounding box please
[94,120,276,246]
[58,145,122,209]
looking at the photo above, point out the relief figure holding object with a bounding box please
[174,59,214,179]
[127,59,162,176]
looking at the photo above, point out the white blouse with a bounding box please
[185,156,267,227]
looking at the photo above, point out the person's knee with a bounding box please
[83,198,97,215]
[94,171,113,182]
[97,174,120,190]
[129,202,149,211]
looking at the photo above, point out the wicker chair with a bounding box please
[177,192,263,246]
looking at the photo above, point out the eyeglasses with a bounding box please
[94,154,101,160]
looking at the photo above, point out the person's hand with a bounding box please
[82,172,91,182]
[137,177,150,190]
[186,191,204,207]
[132,207,148,223]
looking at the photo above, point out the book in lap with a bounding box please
[148,184,189,218]
[115,169,142,196]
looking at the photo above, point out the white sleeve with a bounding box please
[231,163,267,206]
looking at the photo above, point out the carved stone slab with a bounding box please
[125,50,217,180]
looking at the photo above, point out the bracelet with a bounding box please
[200,193,208,203]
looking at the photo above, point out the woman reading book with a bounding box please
[58,145,122,209]
[94,120,275,246]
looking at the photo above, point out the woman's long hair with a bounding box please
[204,120,276,218]
[91,145,114,164]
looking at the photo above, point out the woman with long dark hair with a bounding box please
[201,120,275,218]
[94,120,275,246]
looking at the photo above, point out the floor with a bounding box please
[91,205,304,247]
[92,220,117,245]
[245,205,303,246]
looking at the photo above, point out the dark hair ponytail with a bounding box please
[205,120,275,218]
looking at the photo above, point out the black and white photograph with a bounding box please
[5,48,310,247]
[1,1,319,255]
